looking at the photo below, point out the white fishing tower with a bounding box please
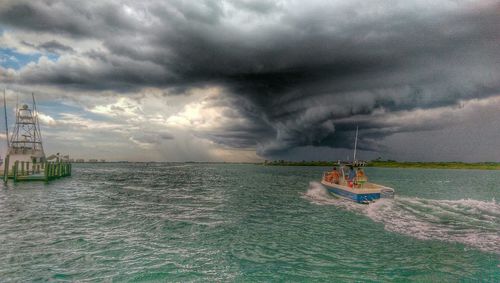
[8,101,45,164]
[2,93,46,174]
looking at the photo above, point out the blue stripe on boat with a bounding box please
[325,186,380,203]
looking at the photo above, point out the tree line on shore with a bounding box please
[262,159,500,170]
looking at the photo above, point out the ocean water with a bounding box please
[0,163,499,282]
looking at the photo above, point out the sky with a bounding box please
[0,0,499,162]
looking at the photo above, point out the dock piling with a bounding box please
[13,161,18,182]
[3,155,9,183]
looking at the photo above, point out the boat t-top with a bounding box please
[321,127,395,204]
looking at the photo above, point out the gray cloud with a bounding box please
[130,132,174,147]
[1,0,499,160]
[20,39,75,54]
[37,40,74,53]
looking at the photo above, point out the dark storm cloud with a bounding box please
[1,0,499,157]
[0,1,142,38]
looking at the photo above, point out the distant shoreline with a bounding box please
[70,160,500,170]
[263,160,500,170]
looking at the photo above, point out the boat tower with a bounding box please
[1,91,71,182]
[7,97,45,164]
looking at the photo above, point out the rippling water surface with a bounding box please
[0,163,499,281]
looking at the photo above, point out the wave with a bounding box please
[302,182,500,254]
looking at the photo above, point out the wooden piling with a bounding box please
[13,161,18,182]
[44,162,49,182]
[3,155,9,183]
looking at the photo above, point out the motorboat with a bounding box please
[321,161,394,204]
[320,126,395,204]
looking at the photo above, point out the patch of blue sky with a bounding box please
[81,111,115,122]
[46,53,59,62]
[0,48,40,69]
[37,100,81,114]
[0,48,60,70]
[37,100,114,123]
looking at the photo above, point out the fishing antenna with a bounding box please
[353,125,358,162]
[10,93,19,146]
[3,89,8,148]
[32,93,44,153]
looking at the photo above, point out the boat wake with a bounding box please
[303,182,500,254]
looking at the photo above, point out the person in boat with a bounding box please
[355,168,368,187]
[347,166,356,188]
[348,166,356,181]
[328,167,340,184]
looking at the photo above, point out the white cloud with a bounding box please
[89,97,143,118]
[37,112,56,125]
[167,87,247,131]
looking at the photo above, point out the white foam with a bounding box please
[304,183,500,254]
[301,182,334,204]
[301,182,364,212]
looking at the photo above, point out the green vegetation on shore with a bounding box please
[263,160,500,170]
[264,160,340,166]
[367,160,500,170]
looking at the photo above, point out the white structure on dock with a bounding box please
[8,103,46,165]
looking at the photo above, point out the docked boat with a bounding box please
[0,91,71,182]
[321,127,395,204]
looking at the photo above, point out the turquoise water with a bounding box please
[0,164,499,281]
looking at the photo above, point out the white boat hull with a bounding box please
[321,180,394,204]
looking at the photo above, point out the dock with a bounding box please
[1,156,71,182]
